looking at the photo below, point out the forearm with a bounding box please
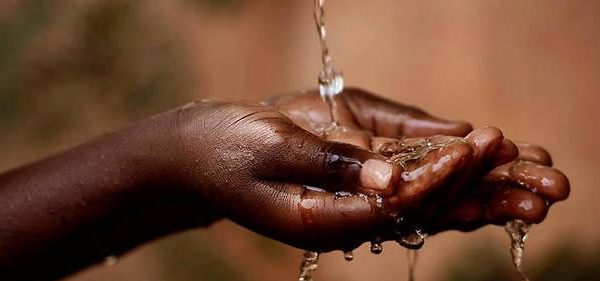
[0,111,213,280]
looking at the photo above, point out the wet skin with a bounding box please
[0,88,569,279]
[267,89,569,247]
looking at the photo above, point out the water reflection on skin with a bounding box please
[266,89,569,281]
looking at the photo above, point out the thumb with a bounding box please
[256,129,401,195]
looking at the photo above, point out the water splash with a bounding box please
[370,241,384,254]
[103,255,118,267]
[343,250,354,261]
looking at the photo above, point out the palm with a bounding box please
[265,88,473,140]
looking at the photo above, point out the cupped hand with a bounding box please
[167,89,568,252]
[169,94,475,252]
[266,88,569,246]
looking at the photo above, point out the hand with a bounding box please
[168,97,483,251]
[265,88,569,242]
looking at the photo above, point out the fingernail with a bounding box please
[360,159,393,191]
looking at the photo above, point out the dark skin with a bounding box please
[267,89,569,232]
[0,88,569,280]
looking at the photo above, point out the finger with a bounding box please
[464,127,519,172]
[431,186,549,232]
[516,142,553,166]
[509,161,570,202]
[433,127,511,202]
[370,135,477,208]
[227,182,386,251]
[426,198,486,233]
[484,161,570,203]
[387,137,473,209]
[368,135,475,208]
[491,139,519,167]
[485,187,548,224]
[255,128,401,195]
[343,88,473,138]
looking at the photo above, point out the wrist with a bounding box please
[122,105,219,227]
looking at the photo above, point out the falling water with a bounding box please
[299,251,320,281]
[313,0,344,125]
[505,220,531,281]
[406,250,418,281]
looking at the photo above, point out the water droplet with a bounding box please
[370,242,383,254]
[343,250,354,261]
[425,138,433,147]
[397,228,426,250]
[334,191,353,200]
[395,216,406,225]
[318,71,344,98]
[103,255,118,267]
[357,193,369,201]
[374,194,384,208]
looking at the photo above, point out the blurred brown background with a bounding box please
[1,0,599,280]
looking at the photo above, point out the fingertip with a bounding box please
[509,162,571,202]
[490,139,519,167]
[486,188,548,224]
[393,139,473,206]
[465,126,505,166]
[465,126,503,148]
[516,142,553,166]
[555,170,571,201]
[360,159,396,194]
[312,140,394,193]
[450,120,474,137]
